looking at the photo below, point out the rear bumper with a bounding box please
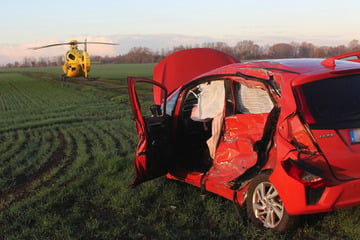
[270,163,360,215]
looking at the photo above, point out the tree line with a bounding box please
[3,39,360,68]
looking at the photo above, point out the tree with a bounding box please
[202,42,234,56]
[348,39,360,52]
[123,47,154,63]
[234,40,260,60]
[298,42,315,58]
[268,43,296,58]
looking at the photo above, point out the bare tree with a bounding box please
[268,43,296,58]
[348,39,360,52]
[234,40,260,59]
[124,47,154,63]
[298,42,315,58]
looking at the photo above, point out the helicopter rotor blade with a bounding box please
[29,40,118,50]
[76,41,118,46]
[28,42,72,50]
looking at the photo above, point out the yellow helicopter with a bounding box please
[30,39,118,79]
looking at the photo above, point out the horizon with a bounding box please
[1,34,358,66]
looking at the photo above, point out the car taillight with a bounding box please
[282,160,329,189]
[294,87,316,124]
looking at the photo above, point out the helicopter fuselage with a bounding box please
[62,48,90,78]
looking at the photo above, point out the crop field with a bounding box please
[1,64,360,239]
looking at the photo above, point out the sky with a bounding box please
[1,0,360,65]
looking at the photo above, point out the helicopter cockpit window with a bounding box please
[68,53,76,60]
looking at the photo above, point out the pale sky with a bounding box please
[1,0,360,65]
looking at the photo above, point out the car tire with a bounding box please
[246,173,298,232]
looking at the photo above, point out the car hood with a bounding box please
[153,48,239,104]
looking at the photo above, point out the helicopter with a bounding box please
[30,39,118,79]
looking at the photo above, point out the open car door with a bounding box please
[127,77,173,186]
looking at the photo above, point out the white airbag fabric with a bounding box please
[191,81,225,121]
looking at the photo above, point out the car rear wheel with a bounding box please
[246,173,297,232]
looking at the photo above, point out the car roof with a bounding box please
[200,58,360,75]
[251,58,360,74]
[193,58,360,86]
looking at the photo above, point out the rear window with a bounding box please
[298,74,360,128]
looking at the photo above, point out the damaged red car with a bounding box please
[127,48,360,232]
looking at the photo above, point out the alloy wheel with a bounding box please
[252,181,284,228]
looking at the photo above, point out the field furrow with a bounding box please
[36,130,78,191]
[0,131,17,156]
[0,130,66,206]
[0,131,28,181]
[0,93,9,112]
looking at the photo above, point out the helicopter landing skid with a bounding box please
[58,75,98,81]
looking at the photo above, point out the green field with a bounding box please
[1,64,360,239]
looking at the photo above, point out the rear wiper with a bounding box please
[339,111,360,120]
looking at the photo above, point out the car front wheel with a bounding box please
[246,173,297,232]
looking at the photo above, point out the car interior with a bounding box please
[175,78,275,182]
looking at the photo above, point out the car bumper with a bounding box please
[270,164,360,215]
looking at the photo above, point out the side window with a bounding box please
[234,82,274,114]
[340,55,359,61]
[166,90,180,116]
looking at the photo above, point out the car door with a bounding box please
[127,77,173,186]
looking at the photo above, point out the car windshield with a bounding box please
[299,74,360,127]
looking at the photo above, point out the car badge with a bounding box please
[319,134,334,139]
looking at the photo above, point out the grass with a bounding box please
[0,64,360,239]
[1,63,156,82]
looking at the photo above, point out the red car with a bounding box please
[127,48,360,232]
